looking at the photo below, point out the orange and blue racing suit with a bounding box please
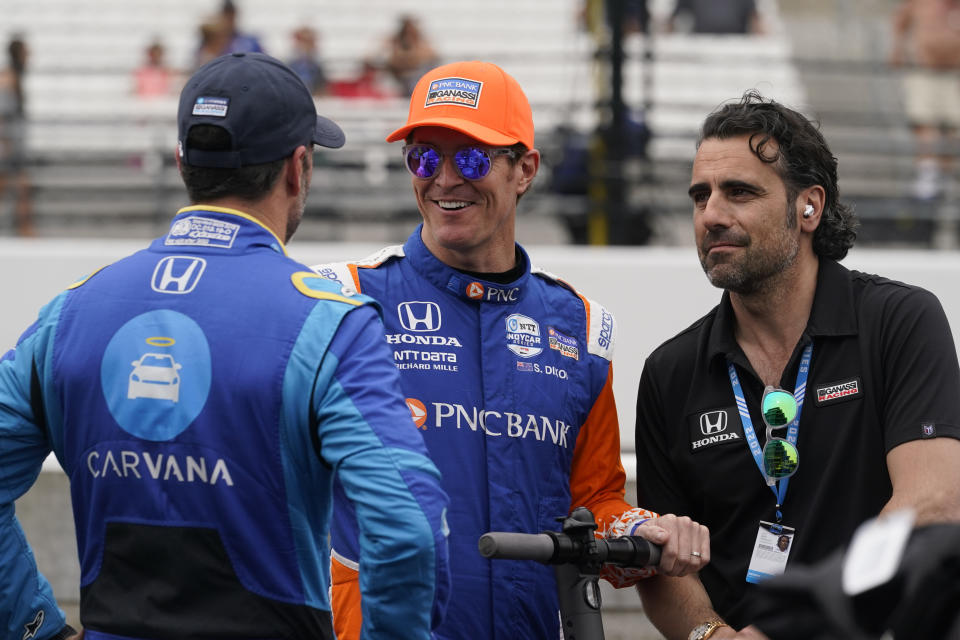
[315,226,653,640]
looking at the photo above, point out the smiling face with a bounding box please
[409,126,539,272]
[689,135,807,295]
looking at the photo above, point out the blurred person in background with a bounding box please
[381,15,438,96]
[288,26,327,96]
[194,19,230,70]
[576,0,652,36]
[327,59,392,99]
[633,91,960,640]
[890,0,960,200]
[133,39,175,98]
[193,0,263,69]
[0,52,449,640]
[669,0,764,34]
[580,0,651,36]
[219,0,264,54]
[0,35,32,236]
[315,60,711,640]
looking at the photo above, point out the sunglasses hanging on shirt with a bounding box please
[760,386,800,483]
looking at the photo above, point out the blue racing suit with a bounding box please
[0,207,449,640]
[316,227,652,640]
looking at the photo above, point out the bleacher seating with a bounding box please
[2,0,602,239]
[8,0,927,248]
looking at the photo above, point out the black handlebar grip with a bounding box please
[478,532,557,562]
[601,535,662,568]
[645,539,662,567]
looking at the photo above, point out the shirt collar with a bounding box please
[707,258,858,367]
[402,224,531,304]
[153,206,288,256]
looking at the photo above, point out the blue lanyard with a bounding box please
[727,343,812,518]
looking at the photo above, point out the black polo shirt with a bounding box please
[634,258,960,628]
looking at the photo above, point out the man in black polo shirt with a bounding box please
[633,90,960,640]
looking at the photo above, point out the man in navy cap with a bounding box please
[0,52,449,640]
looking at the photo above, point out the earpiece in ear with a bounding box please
[803,204,815,218]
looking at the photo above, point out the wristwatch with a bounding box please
[688,619,729,640]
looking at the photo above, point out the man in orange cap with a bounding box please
[315,61,710,639]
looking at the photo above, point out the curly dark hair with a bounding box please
[697,90,858,260]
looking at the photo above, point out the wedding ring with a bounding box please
[690,551,702,558]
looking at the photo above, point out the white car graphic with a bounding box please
[128,353,183,402]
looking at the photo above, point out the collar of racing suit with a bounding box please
[405,226,532,304]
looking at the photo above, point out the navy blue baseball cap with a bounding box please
[178,52,345,168]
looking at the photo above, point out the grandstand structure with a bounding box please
[1,0,949,247]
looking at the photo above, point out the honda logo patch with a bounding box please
[397,301,441,332]
[700,410,727,435]
[151,256,207,294]
[688,407,742,452]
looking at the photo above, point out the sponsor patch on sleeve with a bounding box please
[585,297,615,361]
[814,377,862,406]
[425,77,482,109]
[22,610,44,640]
[311,261,353,288]
[291,272,363,306]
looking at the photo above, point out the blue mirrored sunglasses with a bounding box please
[402,144,517,181]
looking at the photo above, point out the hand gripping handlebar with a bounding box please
[478,507,662,640]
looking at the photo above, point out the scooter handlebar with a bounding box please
[478,531,661,569]
[602,534,662,568]
[478,532,557,562]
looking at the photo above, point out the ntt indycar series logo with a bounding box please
[815,377,861,406]
[506,313,542,358]
[425,77,482,109]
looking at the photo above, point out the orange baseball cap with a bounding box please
[386,61,534,149]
